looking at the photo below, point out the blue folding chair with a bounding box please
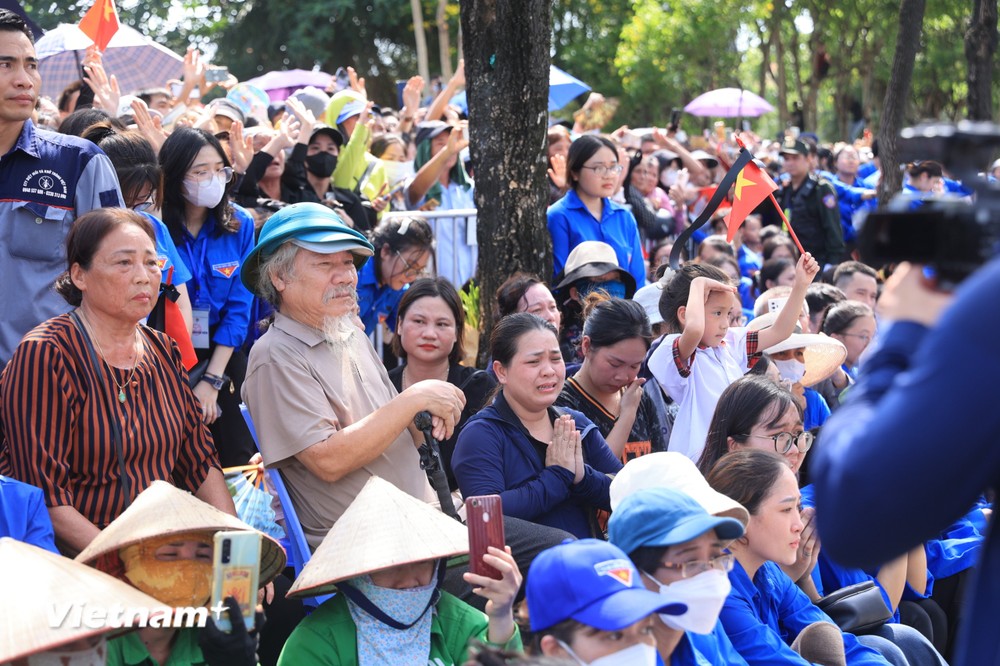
[240,403,332,608]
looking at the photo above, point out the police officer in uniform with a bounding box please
[763,137,845,267]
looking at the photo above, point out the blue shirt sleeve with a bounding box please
[813,257,1000,568]
[212,207,256,348]
[770,566,888,665]
[627,213,648,288]
[547,202,572,280]
[0,477,58,553]
[146,213,192,285]
[719,587,813,665]
[452,418,574,523]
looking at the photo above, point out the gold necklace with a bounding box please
[80,312,141,404]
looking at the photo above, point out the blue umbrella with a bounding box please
[548,65,591,110]
[450,65,591,114]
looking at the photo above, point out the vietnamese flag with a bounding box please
[78,0,120,52]
[724,160,778,242]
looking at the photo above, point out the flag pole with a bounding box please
[732,134,807,257]
[766,193,806,256]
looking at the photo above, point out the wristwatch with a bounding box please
[201,372,229,391]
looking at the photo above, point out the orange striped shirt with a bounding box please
[0,314,220,528]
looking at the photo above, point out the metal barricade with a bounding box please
[382,209,478,288]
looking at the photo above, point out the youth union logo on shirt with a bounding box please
[22,169,69,201]
[212,261,239,278]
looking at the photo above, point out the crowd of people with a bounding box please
[0,7,991,666]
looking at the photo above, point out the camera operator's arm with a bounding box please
[813,261,1000,568]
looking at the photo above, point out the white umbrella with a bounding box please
[36,23,184,100]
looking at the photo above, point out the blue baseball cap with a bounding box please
[336,100,367,125]
[608,487,745,559]
[240,202,374,295]
[526,539,687,632]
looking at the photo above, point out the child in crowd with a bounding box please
[647,253,819,461]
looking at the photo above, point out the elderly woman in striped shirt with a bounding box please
[0,208,234,556]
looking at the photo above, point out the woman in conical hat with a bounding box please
[279,476,523,666]
[76,481,286,666]
[1,537,163,665]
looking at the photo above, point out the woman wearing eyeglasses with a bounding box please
[159,126,257,467]
[698,376,820,599]
[608,485,752,665]
[709,450,948,666]
[702,378,948,665]
[356,216,434,340]
[547,134,647,290]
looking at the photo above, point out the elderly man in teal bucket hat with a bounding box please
[241,202,467,547]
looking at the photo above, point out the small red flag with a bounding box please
[724,160,778,242]
[78,0,120,52]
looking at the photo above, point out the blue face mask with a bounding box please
[579,279,627,300]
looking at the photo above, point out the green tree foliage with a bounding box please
[24,0,998,133]
[551,0,632,105]
[615,0,743,126]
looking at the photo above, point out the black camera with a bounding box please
[857,122,1000,289]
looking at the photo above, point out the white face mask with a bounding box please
[382,159,415,186]
[182,174,227,209]
[774,358,807,385]
[660,167,679,188]
[559,640,659,666]
[644,569,732,635]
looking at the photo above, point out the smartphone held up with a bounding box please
[211,530,262,632]
[466,495,506,581]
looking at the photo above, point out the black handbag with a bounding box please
[816,580,893,634]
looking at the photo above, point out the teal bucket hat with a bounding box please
[240,202,374,296]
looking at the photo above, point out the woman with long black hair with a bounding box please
[159,126,256,467]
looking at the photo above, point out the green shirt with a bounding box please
[107,629,206,666]
[277,591,521,666]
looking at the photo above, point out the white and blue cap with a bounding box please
[608,487,745,558]
[240,202,374,295]
[336,100,367,125]
[527,539,687,632]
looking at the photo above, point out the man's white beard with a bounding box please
[322,314,358,350]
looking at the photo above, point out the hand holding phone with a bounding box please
[210,531,261,632]
[466,495,506,580]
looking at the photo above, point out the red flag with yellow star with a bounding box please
[724,159,778,242]
[78,0,120,51]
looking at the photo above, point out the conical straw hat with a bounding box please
[748,312,848,386]
[0,537,165,662]
[75,480,285,585]
[288,476,469,598]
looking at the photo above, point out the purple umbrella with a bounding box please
[684,87,774,118]
[36,23,184,100]
[244,69,333,101]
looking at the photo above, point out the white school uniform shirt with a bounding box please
[648,328,759,461]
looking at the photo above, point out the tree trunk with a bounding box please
[965,0,998,120]
[773,15,789,128]
[460,0,552,364]
[877,0,926,206]
[758,21,770,97]
[437,0,453,82]
[411,0,431,86]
